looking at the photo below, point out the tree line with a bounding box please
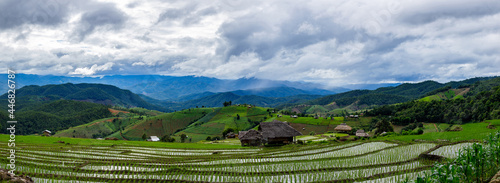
[367,86,500,125]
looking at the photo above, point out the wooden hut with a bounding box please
[334,123,352,133]
[355,130,370,137]
[42,130,51,136]
[259,120,302,145]
[226,132,236,138]
[238,129,263,146]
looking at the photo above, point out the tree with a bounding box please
[375,118,394,134]
[180,134,187,143]
[206,136,212,141]
[236,114,240,120]
[222,128,235,137]
[161,135,175,142]
[142,133,147,141]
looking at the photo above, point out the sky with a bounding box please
[0,0,499,87]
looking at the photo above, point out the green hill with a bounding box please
[142,92,322,111]
[419,88,469,101]
[0,100,112,135]
[368,77,500,125]
[280,77,497,115]
[106,106,273,142]
[1,83,170,112]
[54,107,163,139]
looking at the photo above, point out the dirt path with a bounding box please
[433,123,439,132]
[119,132,129,141]
[456,88,470,96]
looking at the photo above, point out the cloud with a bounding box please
[71,3,127,41]
[1,0,500,87]
[156,3,218,26]
[69,62,114,76]
[0,0,71,30]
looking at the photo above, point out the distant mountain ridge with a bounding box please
[169,86,335,102]
[279,76,498,114]
[0,74,343,100]
[1,83,169,112]
[141,91,323,111]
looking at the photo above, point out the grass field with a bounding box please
[419,88,469,102]
[378,122,497,143]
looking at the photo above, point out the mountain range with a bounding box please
[0,74,348,100]
[280,76,498,114]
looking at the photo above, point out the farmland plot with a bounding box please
[0,141,473,182]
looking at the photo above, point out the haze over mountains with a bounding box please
[0,74,351,100]
[1,74,498,136]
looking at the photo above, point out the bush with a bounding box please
[412,131,500,182]
[416,128,424,135]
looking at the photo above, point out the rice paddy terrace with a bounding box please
[0,139,476,183]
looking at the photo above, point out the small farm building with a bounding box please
[355,130,370,137]
[148,136,160,142]
[42,130,51,136]
[239,120,302,146]
[334,123,352,133]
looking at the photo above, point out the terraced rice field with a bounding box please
[0,141,473,182]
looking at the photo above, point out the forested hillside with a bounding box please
[0,100,112,135]
[1,83,169,112]
[368,77,500,125]
[278,77,497,114]
[142,92,322,111]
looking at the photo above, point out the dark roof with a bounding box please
[238,129,263,140]
[259,120,302,139]
[238,131,248,139]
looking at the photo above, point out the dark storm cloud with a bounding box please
[217,8,357,60]
[0,0,70,29]
[364,35,418,54]
[71,3,127,42]
[399,0,500,25]
[157,4,217,26]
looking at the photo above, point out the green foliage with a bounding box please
[412,131,500,182]
[0,83,170,112]
[369,86,500,124]
[222,128,236,137]
[160,135,175,142]
[180,134,187,143]
[0,100,112,135]
[374,117,394,134]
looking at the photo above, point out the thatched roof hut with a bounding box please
[238,129,263,146]
[259,120,302,139]
[356,130,370,137]
[239,129,263,140]
[334,123,352,132]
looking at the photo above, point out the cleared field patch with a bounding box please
[122,109,208,140]
[108,108,130,115]
[289,123,338,135]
